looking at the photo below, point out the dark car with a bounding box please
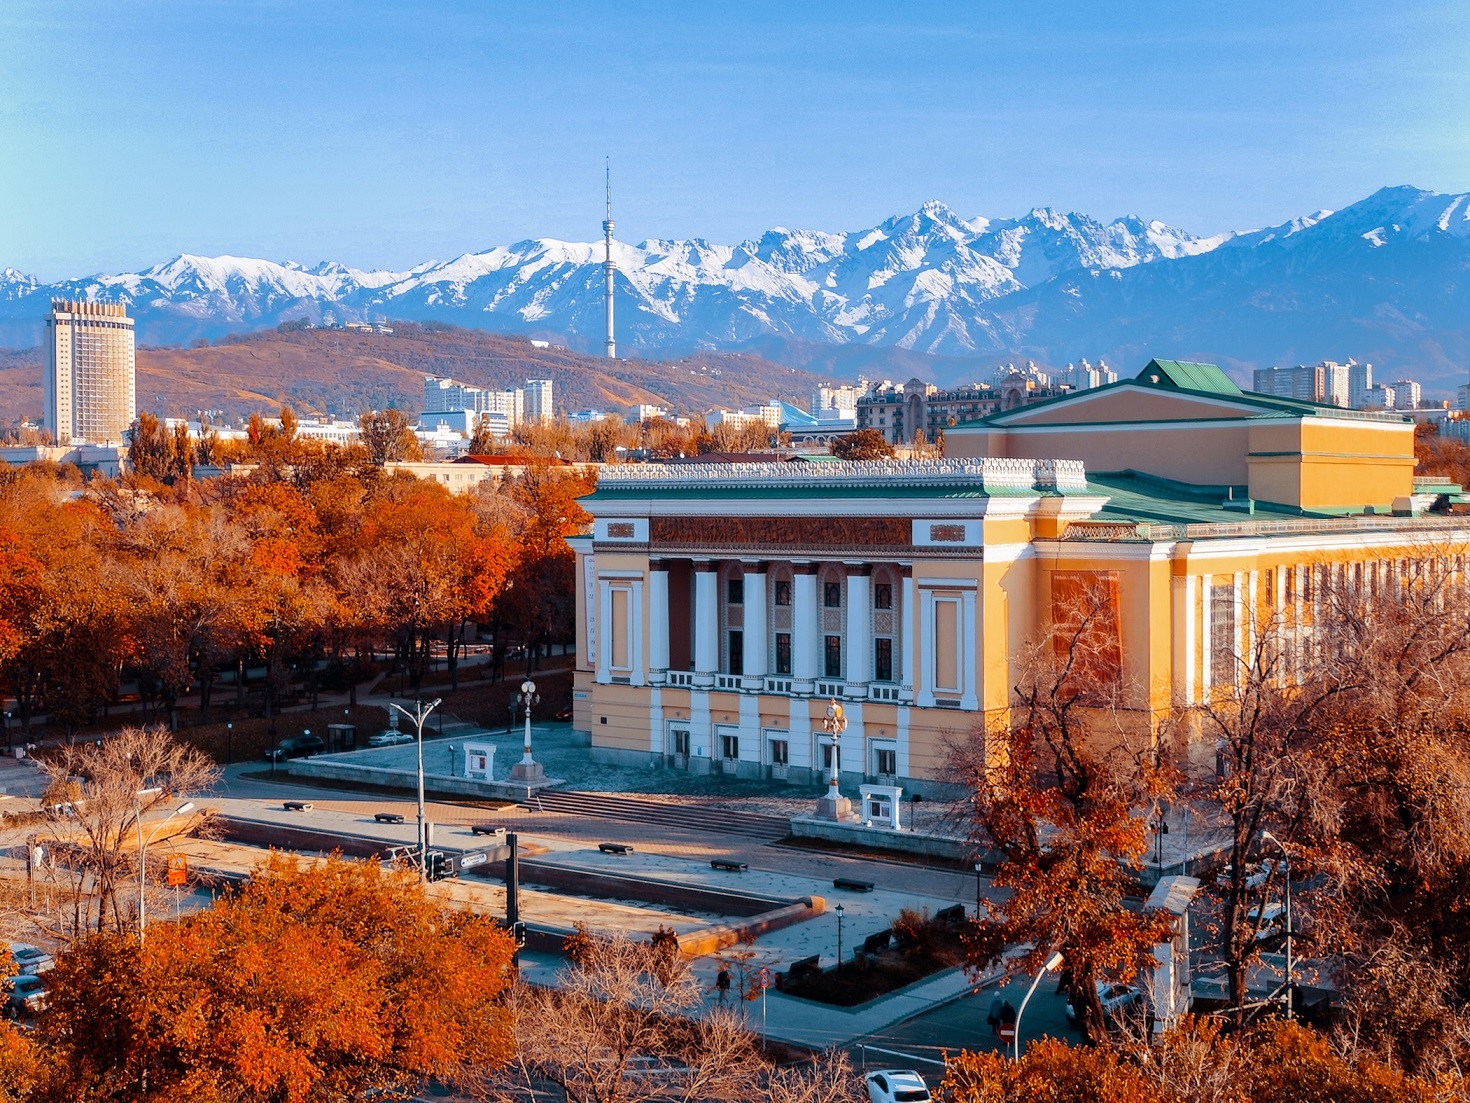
[265,734,326,762]
[554,704,574,722]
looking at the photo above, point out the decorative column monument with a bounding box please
[508,679,545,783]
[814,699,855,821]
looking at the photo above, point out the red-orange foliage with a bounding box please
[34,854,515,1103]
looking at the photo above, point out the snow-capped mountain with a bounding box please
[4,185,1470,389]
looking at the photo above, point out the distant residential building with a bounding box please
[568,410,618,424]
[44,300,136,445]
[1362,384,1396,409]
[628,404,671,424]
[1389,380,1422,410]
[857,375,1078,446]
[813,382,869,412]
[524,379,553,423]
[1349,361,1374,409]
[294,418,362,446]
[1055,358,1119,391]
[1253,360,1361,408]
[707,406,780,432]
[0,443,126,478]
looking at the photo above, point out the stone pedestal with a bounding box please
[508,759,546,783]
[814,793,856,822]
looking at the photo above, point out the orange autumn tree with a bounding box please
[339,477,514,693]
[493,461,594,673]
[36,854,516,1103]
[956,578,1175,1043]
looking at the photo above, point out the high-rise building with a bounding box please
[1349,361,1374,409]
[1389,380,1423,410]
[44,300,136,445]
[524,379,553,423]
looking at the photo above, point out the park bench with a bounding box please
[470,823,503,836]
[710,858,748,872]
[936,904,966,926]
[861,930,892,955]
[598,842,634,855]
[283,801,312,812]
[786,955,822,983]
[832,876,874,892]
[374,812,405,824]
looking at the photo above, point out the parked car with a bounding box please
[1065,981,1146,1026]
[865,1070,931,1103]
[6,944,52,976]
[4,974,46,1018]
[553,704,574,722]
[367,729,413,747]
[1249,902,1288,944]
[265,734,325,762]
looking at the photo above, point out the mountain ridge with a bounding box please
[4,184,1469,394]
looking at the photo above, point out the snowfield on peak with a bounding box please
[4,186,1470,389]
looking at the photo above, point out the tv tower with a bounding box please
[602,159,616,359]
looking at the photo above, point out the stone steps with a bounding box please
[521,789,791,841]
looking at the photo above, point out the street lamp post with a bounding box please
[136,791,196,942]
[1262,831,1295,1019]
[814,700,853,821]
[225,722,233,766]
[508,680,544,785]
[389,697,442,882]
[835,903,845,966]
[1014,951,1064,1059]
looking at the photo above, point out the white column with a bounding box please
[648,562,669,685]
[917,587,936,709]
[845,567,870,696]
[792,565,818,692]
[596,580,612,684]
[742,564,768,691]
[694,562,718,688]
[630,579,645,687]
[1199,574,1213,697]
[901,569,915,699]
[1179,574,1196,705]
[960,589,979,711]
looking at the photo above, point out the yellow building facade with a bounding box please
[571,361,1470,792]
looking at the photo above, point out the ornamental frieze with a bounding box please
[649,515,913,548]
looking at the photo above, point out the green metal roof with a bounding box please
[1136,359,1242,395]
[1087,471,1348,525]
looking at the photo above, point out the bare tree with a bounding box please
[31,727,218,938]
[479,930,862,1103]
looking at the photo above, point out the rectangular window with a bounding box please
[824,635,843,678]
[727,578,744,605]
[721,734,739,760]
[728,630,744,675]
[1211,581,1236,688]
[821,742,834,769]
[874,637,893,682]
[770,739,788,766]
[611,587,630,670]
[874,583,893,609]
[775,632,792,675]
[1050,571,1123,694]
[774,580,792,606]
[824,581,842,608]
[673,729,690,756]
[933,599,959,692]
[875,748,897,776]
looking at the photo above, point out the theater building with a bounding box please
[569,361,1470,792]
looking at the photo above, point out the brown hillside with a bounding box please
[0,322,830,424]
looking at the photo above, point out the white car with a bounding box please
[1065,981,1145,1025]
[1248,902,1288,943]
[367,729,413,747]
[6,944,53,976]
[865,1069,931,1103]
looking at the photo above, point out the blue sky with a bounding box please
[3,1,1468,280]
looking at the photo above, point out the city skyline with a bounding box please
[3,1,1469,280]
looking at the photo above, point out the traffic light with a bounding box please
[511,921,527,948]
[425,851,448,882]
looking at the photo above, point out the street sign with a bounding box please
[167,854,188,887]
[998,1022,1016,1046]
[758,967,772,990]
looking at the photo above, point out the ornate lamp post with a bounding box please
[508,679,544,784]
[815,700,853,821]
